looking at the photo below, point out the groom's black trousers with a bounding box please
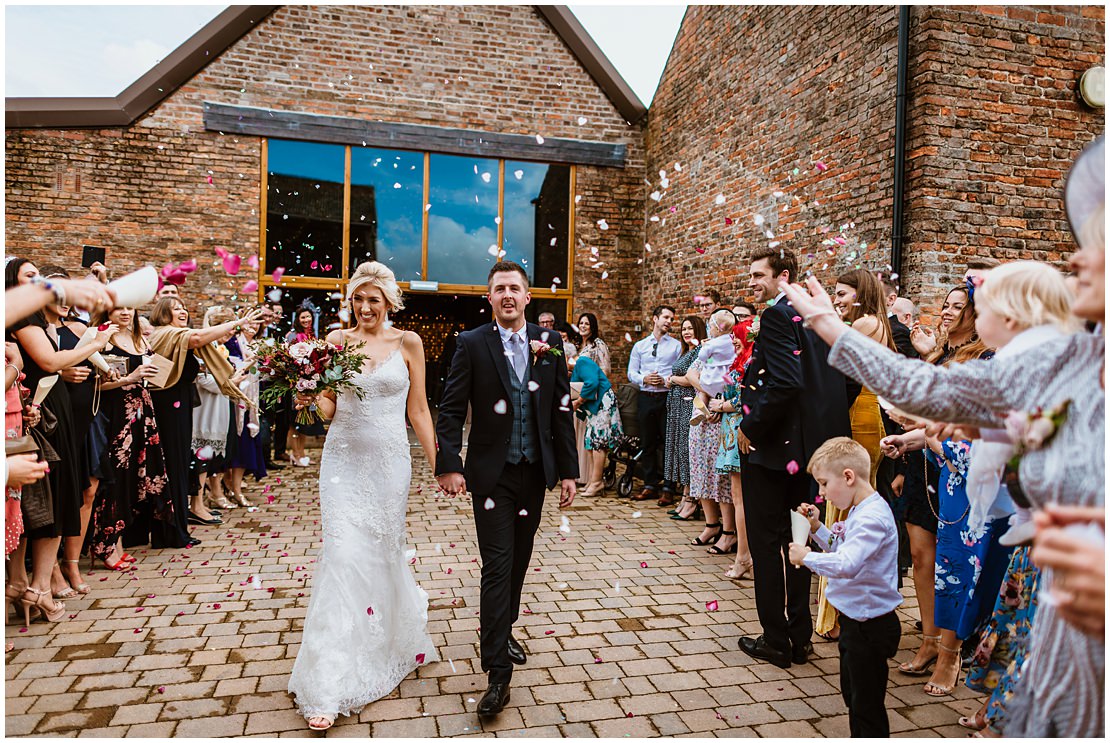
[471,459,546,684]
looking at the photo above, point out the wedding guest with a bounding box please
[880,277,918,360]
[627,305,681,504]
[1031,504,1104,637]
[39,266,97,596]
[664,317,706,520]
[87,305,171,568]
[710,318,756,580]
[910,286,967,357]
[554,321,579,367]
[576,312,610,375]
[687,309,737,425]
[696,289,720,332]
[286,305,324,466]
[6,258,116,623]
[147,297,261,548]
[788,438,902,737]
[686,311,738,554]
[736,246,851,669]
[224,308,266,506]
[956,261,1078,734]
[732,301,756,320]
[191,307,237,517]
[815,269,894,641]
[258,302,288,469]
[779,173,1103,735]
[4,267,114,329]
[537,312,556,330]
[570,355,622,496]
[157,284,180,300]
[965,256,1001,283]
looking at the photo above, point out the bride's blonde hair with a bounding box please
[346,261,404,312]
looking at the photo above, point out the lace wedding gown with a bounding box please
[288,348,438,721]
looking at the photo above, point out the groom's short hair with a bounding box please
[488,260,529,289]
[751,245,798,283]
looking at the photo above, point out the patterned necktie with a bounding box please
[511,332,527,383]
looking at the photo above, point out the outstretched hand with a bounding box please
[778,276,835,320]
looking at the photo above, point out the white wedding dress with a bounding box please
[288,347,438,721]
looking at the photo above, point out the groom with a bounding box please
[435,260,578,718]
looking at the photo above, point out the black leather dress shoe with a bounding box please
[186,537,202,547]
[477,682,510,717]
[266,460,285,470]
[738,635,791,669]
[792,641,814,665]
[507,635,526,665]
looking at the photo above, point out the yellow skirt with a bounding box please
[815,388,884,635]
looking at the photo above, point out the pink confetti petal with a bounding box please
[786,460,800,475]
[815,161,828,172]
[178,259,197,274]
[705,600,719,611]
[247,255,259,270]
[323,264,333,272]
[166,271,187,286]
[271,267,286,282]
[241,280,258,294]
[223,254,242,276]
[310,260,319,270]
[544,630,555,635]
[366,607,374,616]
[640,562,648,568]
[157,686,165,693]
[416,653,426,664]
[215,247,229,258]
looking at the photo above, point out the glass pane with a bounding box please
[426,154,500,286]
[502,162,570,289]
[260,285,346,340]
[349,148,424,282]
[265,139,345,280]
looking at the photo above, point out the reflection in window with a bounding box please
[265,139,345,279]
[349,148,424,282]
[426,154,500,285]
[263,285,345,340]
[502,161,570,288]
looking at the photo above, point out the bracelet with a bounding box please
[29,275,65,306]
[801,309,838,328]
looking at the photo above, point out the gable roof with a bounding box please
[5,5,647,129]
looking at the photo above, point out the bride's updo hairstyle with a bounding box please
[346,261,405,312]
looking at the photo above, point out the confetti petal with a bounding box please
[706,599,719,611]
[271,267,286,282]
[484,497,495,511]
[241,280,258,294]
[223,254,242,276]
[786,460,800,475]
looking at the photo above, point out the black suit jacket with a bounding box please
[435,322,578,494]
[888,315,919,360]
[739,299,852,471]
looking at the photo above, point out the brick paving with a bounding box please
[5,443,982,737]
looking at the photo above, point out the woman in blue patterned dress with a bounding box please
[663,317,706,520]
[711,318,755,580]
[570,355,622,497]
[925,433,1014,697]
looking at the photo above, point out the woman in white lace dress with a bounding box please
[287,262,439,731]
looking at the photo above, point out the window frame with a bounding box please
[259,138,576,310]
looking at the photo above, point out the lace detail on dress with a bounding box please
[288,349,438,720]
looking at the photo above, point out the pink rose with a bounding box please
[1023,416,1056,450]
[1003,410,1029,445]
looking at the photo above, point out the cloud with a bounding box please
[427,215,499,284]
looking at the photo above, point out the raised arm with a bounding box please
[13,323,116,374]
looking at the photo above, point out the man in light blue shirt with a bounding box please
[627,305,681,503]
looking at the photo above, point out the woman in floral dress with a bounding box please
[570,355,622,496]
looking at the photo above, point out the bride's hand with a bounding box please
[293,392,316,410]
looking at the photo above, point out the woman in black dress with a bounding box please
[88,305,172,566]
[5,258,115,623]
[147,297,262,548]
[39,265,100,597]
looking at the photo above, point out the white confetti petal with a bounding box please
[481,172,491,183]
[527,380,540,392]
[559,516,571,533]
[714,194,726,205]
[632,511,642,518]
[577,116,588,125]
[753,214,765,226]
[597,219,609,230]
[483,498,495,511]
[514,169,524,180]
[535,134,545,144]
[493,400,508,415]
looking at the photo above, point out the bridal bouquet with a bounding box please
[255,337,368,425]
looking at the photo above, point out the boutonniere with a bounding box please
[827,521,846,549]
[1003,399,1070,462]
[530,339,563,365]
[747,318,760,342]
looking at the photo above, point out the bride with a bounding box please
[287,261,439,730]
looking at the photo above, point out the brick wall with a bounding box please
[901,5,1104,316]
[642,5,901,317]
[5,5,646,379]
[642,4,1104,322]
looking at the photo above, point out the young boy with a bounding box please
[788,437,902,738]
[689,308,736,425]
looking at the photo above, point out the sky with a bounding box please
[4,4,687,107]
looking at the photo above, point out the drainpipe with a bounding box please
[891,5,910,283]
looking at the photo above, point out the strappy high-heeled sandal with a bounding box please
[232,491,252,507]
[306,714,335,731]
[707,530,738,555]
[923,642,963,696]
[691,522,723,546]
[21,587,65,626]
[5,584,38,624]
[898,634,941,675]
[724,558,754,580]
[61,560,91,595]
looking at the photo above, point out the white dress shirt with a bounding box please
[627,333,682,392]
[802,493,903,621]
[496,321,529,379]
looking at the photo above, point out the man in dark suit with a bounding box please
[880,277,919,360]
[736,246,852,669]
[435,261,578,719]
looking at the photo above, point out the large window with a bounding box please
[261,138,575,310]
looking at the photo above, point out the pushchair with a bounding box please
[602,383,644,497]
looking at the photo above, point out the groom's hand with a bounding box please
[436,472,467,497]
[559,479,576,509]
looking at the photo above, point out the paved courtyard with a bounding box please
[5,444,982,737]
